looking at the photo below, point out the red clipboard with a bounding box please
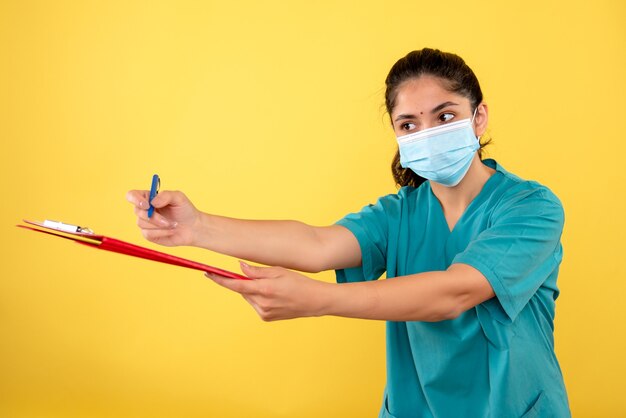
[17,220,250,280]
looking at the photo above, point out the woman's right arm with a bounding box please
[126,190,361,273]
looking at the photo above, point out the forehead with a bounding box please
[391,75,470,116]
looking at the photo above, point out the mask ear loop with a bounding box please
[471,106,481,141]
[471,106,479,123]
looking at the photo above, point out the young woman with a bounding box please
[127,48,570,418]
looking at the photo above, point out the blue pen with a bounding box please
[148,174,160,218]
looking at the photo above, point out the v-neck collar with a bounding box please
[428,159,502,234]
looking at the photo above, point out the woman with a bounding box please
[127,48,570,417]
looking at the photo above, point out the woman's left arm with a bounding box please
[207,262,494,322]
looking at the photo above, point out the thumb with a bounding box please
[239,261,277,279]
[151,190,187,209]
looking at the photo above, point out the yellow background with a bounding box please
[1,1,624,417]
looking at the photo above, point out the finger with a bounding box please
[241,293,256,306]
[137,217,177,230]
[242,295,264,317]
[150,190,187,209]
[206,272,258,294]
[207,274,264,315]
[135,207,176,228]
[133,205,148,218]
[141,228,177,241]
[126,190,150,209]
[239,261,282,279]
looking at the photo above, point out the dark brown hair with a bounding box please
[386,48,489,188]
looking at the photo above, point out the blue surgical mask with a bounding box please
[396,112,480,187]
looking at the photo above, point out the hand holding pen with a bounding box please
[126,175,202,247]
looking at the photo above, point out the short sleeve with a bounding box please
[453,185,565,322]
[334,193,402,283]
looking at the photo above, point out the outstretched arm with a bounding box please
[127,190,361,273]
[208,262,495,322]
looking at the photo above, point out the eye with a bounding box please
[400,122,416,131]
[439,112,455,123]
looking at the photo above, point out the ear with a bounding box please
[474,102,489,138]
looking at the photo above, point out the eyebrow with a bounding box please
[393,101,460,122]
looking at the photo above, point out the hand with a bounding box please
[207,262,332,321]
[126,189,201,247]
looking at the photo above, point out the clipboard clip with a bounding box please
[43,220,94,235]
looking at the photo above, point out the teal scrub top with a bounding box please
[336,159,570,418]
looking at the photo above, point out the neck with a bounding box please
[430,156,495,212]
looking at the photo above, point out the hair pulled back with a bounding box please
[386,48,488,188]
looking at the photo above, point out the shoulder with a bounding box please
[366,183,430,209]
[397,182,433,202]
[488,160,564,223]
[382,183,433,214]
[339,183,431,227]
[488,160,563,209]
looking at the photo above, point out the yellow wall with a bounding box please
[1,1,624,416]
